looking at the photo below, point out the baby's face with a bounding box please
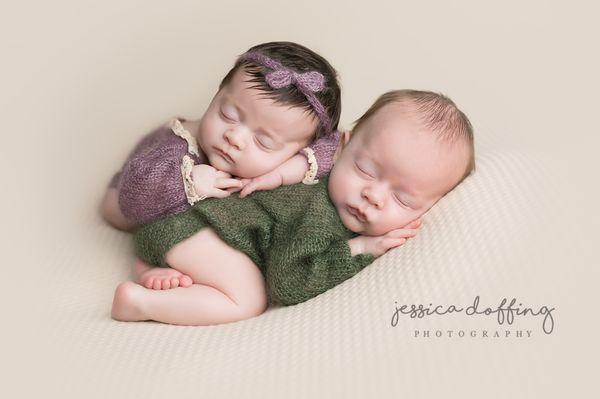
[328,102,470,236]
[196,68,318,178]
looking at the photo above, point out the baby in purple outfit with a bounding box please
[101,42,343,288]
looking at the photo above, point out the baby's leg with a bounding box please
[112,228,268,326]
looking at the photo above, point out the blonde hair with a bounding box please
[353,89,476,183]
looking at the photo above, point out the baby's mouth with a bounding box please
[215,148,234,164]
[347,205,367,222]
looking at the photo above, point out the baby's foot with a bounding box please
[111,281,148,322]
[138,266,193,290]
[133,257,193,290]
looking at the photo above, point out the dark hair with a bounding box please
[219,41,341,139]
[353,89,476,183]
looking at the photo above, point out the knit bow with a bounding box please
[238,50,332,134]
[265,69,326,93]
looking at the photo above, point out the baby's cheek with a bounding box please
[364,224,390,237]
[369,212,407,236]
[197,117,219,146]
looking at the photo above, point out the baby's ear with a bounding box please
[333,130,351,162]
[340,130,351,146]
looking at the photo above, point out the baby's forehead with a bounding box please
[353,116,468,192]
[220,72,318,143]
[362,101,421,134]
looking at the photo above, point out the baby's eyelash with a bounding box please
[355,163,373,178]
[254,136,271,150]
[220,110,236,122]
[393,193,410,208]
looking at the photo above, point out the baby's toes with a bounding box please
[142,276,154,289]
[169,277,180,288]
[180,275,193,288]
[161,278,171,290]
[152,278,163,290]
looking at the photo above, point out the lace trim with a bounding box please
[169,118,200,157]
[181,155,206,205]
[301,147,319,185]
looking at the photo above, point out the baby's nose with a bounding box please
[224,129,246,150]
[362,187,384,209]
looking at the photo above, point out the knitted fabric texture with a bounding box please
[310,130,341,179]
[133,177,376,306]
[109,119,205,226]
[109,118,341,227]
[239,51,332,135]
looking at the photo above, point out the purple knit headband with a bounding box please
[238,51,332,135]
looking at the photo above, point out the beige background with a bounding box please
[1,0,598,398]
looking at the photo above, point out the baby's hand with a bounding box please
[348,218,422,257]
[192,164,243,199]
[239,170,284,198]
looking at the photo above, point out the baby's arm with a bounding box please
[266,233,375,306]
[266,218,422,306]
[101,123,198,228]
[101,119,242,229]
[239,131,341,197]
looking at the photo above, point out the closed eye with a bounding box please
[355,162,374,179]
[254,136,273,151]
[393,193,411,208]
[219,110,237,123]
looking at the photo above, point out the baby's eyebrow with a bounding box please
[363,150,422,206]
[361,153,380,173]
[221,95,244,118]
[227,98,281,143]
[231,102,245,119]
[256,128,279,141]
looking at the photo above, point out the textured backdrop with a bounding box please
[1,1,597,398]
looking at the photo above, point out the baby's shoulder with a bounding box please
[156,117,202,159]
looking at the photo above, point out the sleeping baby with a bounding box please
[101,41,342,234]
[101,41,343,288]
[111,89,475,326]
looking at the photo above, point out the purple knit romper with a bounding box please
[109,118,341,227]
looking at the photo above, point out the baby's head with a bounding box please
[329,90,475,236]
[196,41,341,178]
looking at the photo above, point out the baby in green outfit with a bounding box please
[112,89,475,326]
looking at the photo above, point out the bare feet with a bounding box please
[134,257,193,290]
[111,281,148,322]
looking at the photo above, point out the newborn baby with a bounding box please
[101,41,342,232]
[111,89,475,326]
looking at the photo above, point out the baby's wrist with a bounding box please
[348,237,365,256]
[182,155,206,205]
[279,154,311,185]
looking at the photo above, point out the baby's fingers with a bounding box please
[215,170,232,179]
[385,228,418,239]
[380,237,407,252]
[215,178,243,190]
[404,218,422,229]
[210,188,232,199]
[239,182,258,198]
